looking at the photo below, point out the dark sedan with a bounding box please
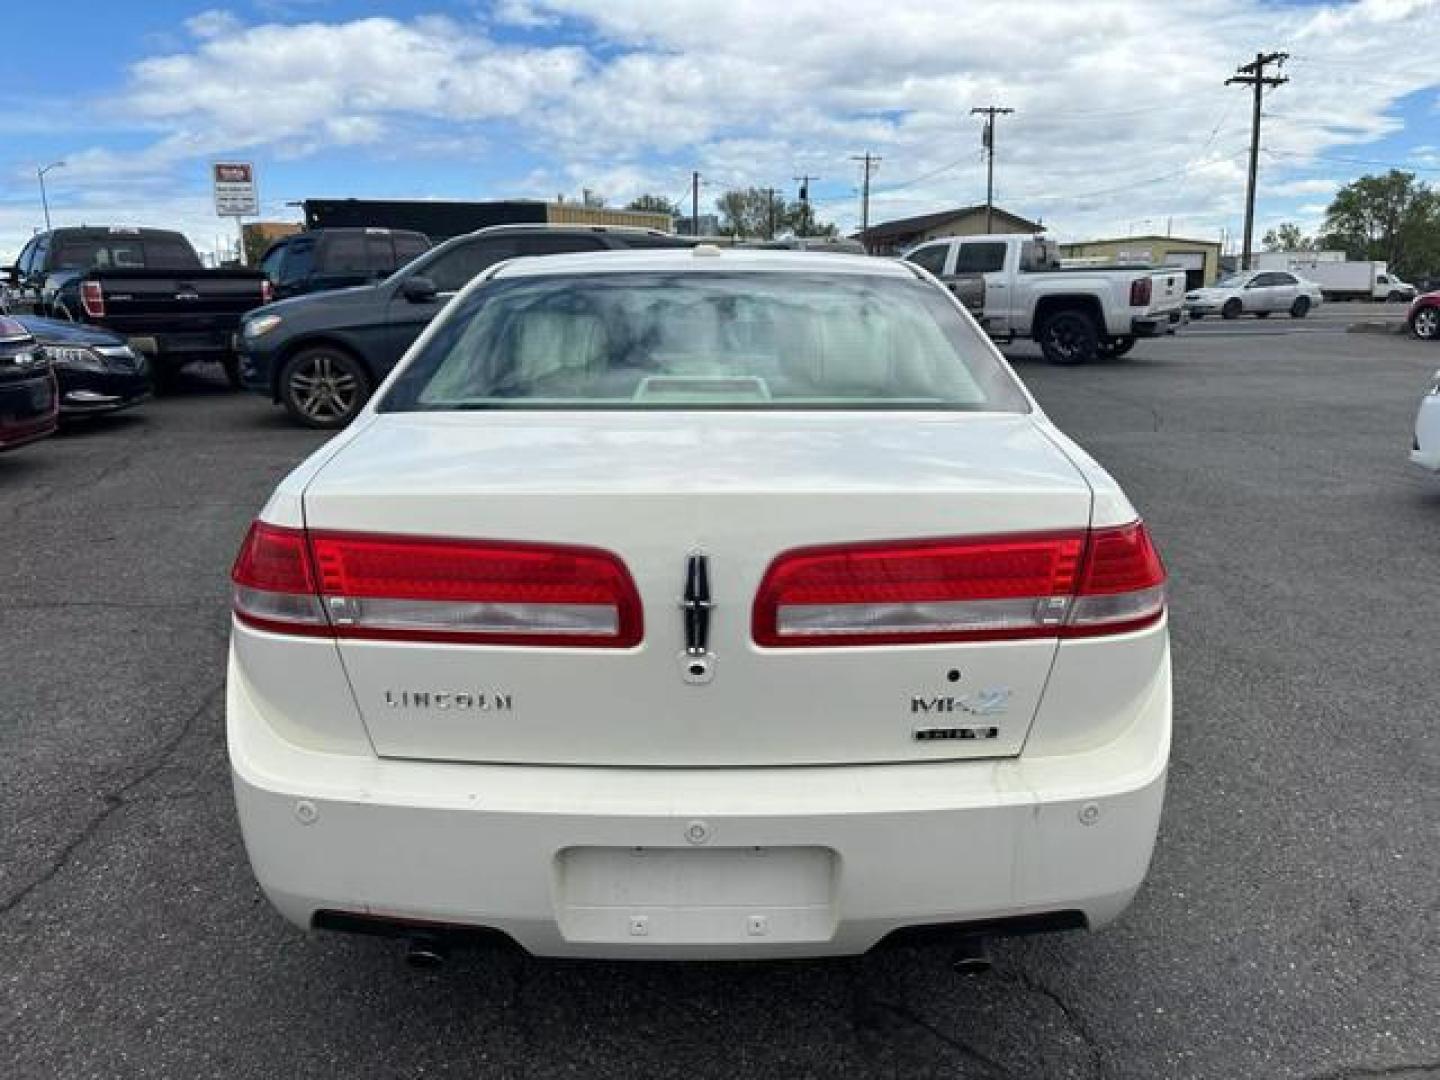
[0,317,58,451]
[14,315,151,417]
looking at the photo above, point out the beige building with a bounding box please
[858,205,1043,255]
[1059,235,1222,290]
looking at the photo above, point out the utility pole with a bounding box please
[793,175,819,237]
[691,171,700,236]
[764,187,777,239]
[1226,51,1288,271]
[970,106,1013,234]
[850,154,880,250]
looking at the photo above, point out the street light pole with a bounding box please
[37,161,66,232]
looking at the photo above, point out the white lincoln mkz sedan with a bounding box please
[228,247,1171,963]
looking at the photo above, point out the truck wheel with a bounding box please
[1038,310,1099,366]
[280,347,371,429]
[1290,296,1311,319]
[1221,299,1242,320]
[1413,308,1440,340]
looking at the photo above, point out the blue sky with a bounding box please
[3,0,1438,261]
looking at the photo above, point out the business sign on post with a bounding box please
[213,162,258,216]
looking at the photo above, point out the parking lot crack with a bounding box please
[1005,967,1105,1079]
[0,680,225,917]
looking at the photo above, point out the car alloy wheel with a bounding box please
[1414,307,1440,341]
[281,348,369,428]
[1290,296,1310,318]
[1222,299,1242,320]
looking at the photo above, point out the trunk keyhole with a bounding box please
[680,653,716,685]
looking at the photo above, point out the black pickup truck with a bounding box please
[4,227,268,386]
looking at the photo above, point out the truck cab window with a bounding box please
[143,237,201,270]
[954,242,1007,274]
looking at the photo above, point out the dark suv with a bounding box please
[238,225,693,427]
[258,228,431,300]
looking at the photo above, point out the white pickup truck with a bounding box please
[903,234,1186,364]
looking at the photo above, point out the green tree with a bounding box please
[625,193,681,218]
[1261,222,1315,252]
[715,187,838,239]
[1319,170,1440,276]
[715,187,785,237]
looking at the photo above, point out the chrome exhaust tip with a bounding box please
[950,936,993,976]
[404,934,449,970]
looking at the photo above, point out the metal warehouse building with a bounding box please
[1059,235,1222,290]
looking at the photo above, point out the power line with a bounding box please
[1023,148,1250,203]
[1262,148,1440,174]
[1226,50,1289,271]
[971,105,1014,233]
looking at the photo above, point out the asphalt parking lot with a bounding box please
[2,322,1437,1079]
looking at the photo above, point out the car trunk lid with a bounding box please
[300,411,1093,767]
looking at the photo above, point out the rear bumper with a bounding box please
[1130,310,1184,337]
[128,330,236,360]
[228,647,1171,959]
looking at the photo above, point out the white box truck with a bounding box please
[1255,254,1416,301]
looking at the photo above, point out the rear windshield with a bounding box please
[380,272,1029,413]
[52,234,199,271]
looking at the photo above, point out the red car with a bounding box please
[0,317,59,452]
[1410,291,1440,341]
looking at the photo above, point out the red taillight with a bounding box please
[231,524,642,647]
[1129,277,1152,307]
[752,523,1165,647]
[231,522,328,636]
[80,281,105,319]
[260,279,274,305]
[1064,521,1167,638]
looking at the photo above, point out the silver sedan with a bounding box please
[1185,270,1324,320]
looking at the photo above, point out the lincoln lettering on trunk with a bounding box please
[383,690,514,711]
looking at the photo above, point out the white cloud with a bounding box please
[184,9,241,39]
[493,0,560,29]
[4,0,1439,258]
[1267,178,1340,197]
